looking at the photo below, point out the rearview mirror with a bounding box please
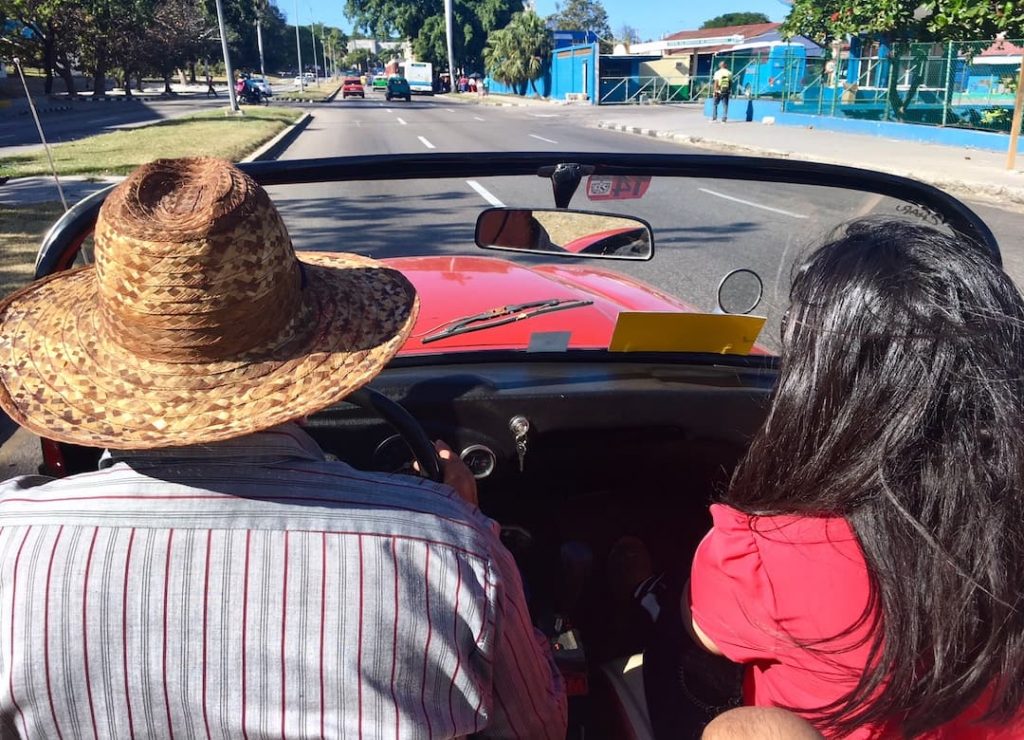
[475,208,653,260]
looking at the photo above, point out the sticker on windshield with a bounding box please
[586,176,652,201]
[895,203,946,226]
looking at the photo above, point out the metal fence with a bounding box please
[690,40,1022,134]
[598,75,699,105]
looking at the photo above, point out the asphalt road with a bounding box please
[0,96,228,150]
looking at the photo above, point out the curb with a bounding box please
[243,111,312,162]
[596,121,1024,208]
[442,94,562,108]
[276,83,343,105]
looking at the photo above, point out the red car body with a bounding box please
[384,255,695,355]
[342,77,365,98]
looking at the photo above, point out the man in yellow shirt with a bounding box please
[712,61,733,122]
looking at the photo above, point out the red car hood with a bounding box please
[383,255,696,355]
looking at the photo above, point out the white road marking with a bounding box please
[466,180,505,207]
[529,134,558,144]
[529,113,559,118]
[473,115,485,122]
[418,135,436,149]
[697,188,808,219]
[445,108,455,112]
[386,108,393,113]
[396,117,407,125]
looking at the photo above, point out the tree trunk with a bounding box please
[43,25,55,95]
[56,59,78,98]
[188,62,197,84]
[92,45,107,96]
[164,72,174,94]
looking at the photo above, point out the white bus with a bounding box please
[399,61,434,94]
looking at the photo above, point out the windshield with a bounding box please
[261,167,977,357]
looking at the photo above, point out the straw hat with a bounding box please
[0,157,418,449]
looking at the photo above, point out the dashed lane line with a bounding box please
[466,180,505,207]
[396,117,407,125]
[529,134,558,144]
[418,136,436,149]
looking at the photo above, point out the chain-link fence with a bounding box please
[686,39,1021,134]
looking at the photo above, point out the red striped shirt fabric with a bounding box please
[0,424,567,738]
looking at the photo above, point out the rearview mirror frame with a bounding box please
[474,207,655,261]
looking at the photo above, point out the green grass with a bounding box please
[0,106,302,179]
[275,82,340,101]
[0,203,69,298]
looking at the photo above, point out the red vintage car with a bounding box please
[25,152,999,737]
[341,76,365,99]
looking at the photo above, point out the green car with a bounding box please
[385,76,412,102]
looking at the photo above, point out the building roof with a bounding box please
[979,38,1024,57]
[664,22,781,42]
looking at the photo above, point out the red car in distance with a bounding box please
[341,76,365,99]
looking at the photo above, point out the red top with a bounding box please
[689,504,1021,739]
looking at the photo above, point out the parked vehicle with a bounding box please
[342,76,365,99]
[385,76,412,102]
[31,150,1000,737]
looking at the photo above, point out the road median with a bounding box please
[0,106,302,179]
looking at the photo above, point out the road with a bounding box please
[0,96,228,150]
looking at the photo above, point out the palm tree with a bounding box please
[484,10,552,95]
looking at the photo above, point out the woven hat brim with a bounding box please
[0,252,418,449]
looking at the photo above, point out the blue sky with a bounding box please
[292,1,793,43]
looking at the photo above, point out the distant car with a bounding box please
[386,76,412,102]
[342,76,365,99]
[247,76,273,97]
[293,73,315,86]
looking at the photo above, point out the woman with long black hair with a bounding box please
[630,219,1024,739]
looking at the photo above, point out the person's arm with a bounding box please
[682,578,725,656]
[481,542,568,739]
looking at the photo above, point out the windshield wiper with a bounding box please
[421,298,593,344]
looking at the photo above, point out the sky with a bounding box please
[291,0,793,43]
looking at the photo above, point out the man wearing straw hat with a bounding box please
[0,158,567,737]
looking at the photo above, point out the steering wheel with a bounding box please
[345,387,444,483]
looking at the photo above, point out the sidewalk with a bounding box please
[595,105,1024,208]
[0,176,122,206]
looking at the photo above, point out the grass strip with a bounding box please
[0,106,301,179]
[275,83,340,102]
[0,203,74,298]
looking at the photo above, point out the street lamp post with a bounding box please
[310,21,319,86]
[444,0,456,93]
[294,0,304,91]
[214,0,240,111]
[255,1,267,79]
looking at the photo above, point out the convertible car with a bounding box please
[29,152,999,738]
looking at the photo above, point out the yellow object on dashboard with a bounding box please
[609,312,766,355]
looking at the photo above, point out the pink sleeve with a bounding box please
[689,504,781,664]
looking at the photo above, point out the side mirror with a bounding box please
[475,208,653,261]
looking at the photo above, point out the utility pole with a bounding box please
[255,0,267,78]
[214,0,240,111]
[444,0,456,93]
[294,0,304,91]
[310,20,319,85]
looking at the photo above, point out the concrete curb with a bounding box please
[276,83,343,105]
[596,121,1024,208]
[243,111,312,162]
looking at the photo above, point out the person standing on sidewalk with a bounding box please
[712,61,733,122]
[205,71,217,97]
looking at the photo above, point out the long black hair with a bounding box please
[726,219,1024,736]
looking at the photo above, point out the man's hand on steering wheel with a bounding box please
[433,440,478,507]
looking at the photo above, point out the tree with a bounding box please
[142,0,218,93]
[0,0,86,95]
[699,12,770,29]
[547,0,611,39]
[344,47,378,72]
[484,9,552,94]
[781,0,1024,45]
[345,0,519,72]
[615,23,640,44]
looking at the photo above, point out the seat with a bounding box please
[599,654,656,740]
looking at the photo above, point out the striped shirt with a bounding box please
[0,424,567,739]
